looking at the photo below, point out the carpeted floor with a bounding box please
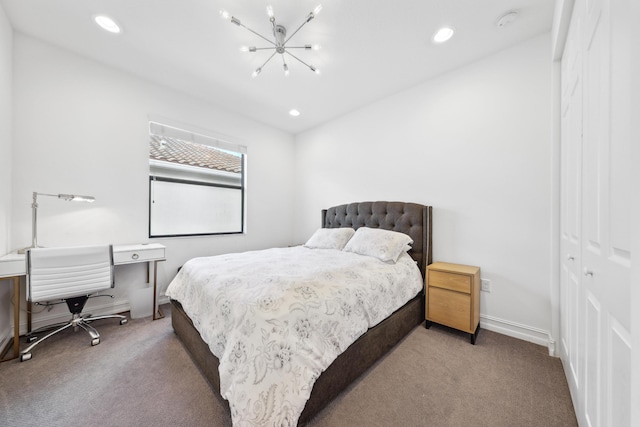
[0,305,577,426]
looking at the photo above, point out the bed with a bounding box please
[168,201,432,426]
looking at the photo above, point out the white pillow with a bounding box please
[304,227,356,250]
[343,227,413,263]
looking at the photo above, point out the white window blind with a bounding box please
[148,120,246,237]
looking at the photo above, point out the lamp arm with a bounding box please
[29,191,95,250]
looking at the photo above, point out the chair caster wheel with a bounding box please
[120,318,128,325]
[91,338,100,346]
[26,335,37,343]
[20,353,32,362]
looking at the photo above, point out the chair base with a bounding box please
[20,304,127,362]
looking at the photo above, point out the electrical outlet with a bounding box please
[481,279,491,293]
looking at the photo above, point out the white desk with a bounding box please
[0,243,166,361]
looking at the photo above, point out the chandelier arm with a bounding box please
[239,23,276,46]
[258,51,278,69]
[286,46,312,49]
[284,50,313,69]
[283,20,310,45]
[251,47,277,51]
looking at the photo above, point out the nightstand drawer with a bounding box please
[428,287,471,331]
[428,270,471,294]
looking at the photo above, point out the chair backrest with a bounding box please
[26,245,114,303]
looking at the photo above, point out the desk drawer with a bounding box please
[428,270,471,293]
[114,247,165,264]
[0,257,25,277]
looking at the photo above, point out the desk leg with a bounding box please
[13,276,20,358]
[152,261,164,320]
[1,276,21,362]
[27,300,32,334]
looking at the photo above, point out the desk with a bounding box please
[0,243,166,361]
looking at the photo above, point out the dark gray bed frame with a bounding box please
[170,201,432,425]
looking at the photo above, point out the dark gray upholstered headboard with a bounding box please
[321,201,432,278]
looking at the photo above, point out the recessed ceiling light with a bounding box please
[432,26,455,43]
[94,15,121,34]
[289,109,301,117]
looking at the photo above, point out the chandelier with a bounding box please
[219,4,323,78]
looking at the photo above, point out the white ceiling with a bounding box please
[1,0,556,134]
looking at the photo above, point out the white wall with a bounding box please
[294,34,553,346]
[0,3,13,348]
[10,34,296,332]
[631,1,640,424]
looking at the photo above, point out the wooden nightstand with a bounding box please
[425,262,481,344]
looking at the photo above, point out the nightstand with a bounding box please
[425,262,481,344]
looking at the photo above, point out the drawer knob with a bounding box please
[567,253,575,261]
[583,268,594,277]
[132,253,139,260]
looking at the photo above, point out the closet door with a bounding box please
[559,3,583,405]
[560,0,632,425]
[581,0,631,425]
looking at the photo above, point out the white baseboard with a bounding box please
[480,314,556,356]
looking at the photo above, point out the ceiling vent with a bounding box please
[496,11,519,29]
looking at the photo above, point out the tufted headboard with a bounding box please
[321,201,432,279]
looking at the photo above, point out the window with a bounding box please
[148,121,246,237]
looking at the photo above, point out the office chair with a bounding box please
[20,244,128,362]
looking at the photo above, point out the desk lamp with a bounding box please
[19,192,95,254]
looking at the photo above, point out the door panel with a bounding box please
[608,317,631,427]
[560,2,584,409]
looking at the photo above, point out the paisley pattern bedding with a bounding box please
[165,245,423,426]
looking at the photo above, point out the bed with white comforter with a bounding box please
[165,245,423,426]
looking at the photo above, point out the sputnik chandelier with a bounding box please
[219,4,323,78]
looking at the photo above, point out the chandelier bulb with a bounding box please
[252,68,262,78]
[266,5,274,19]
[220,10,240,26]
[283,64,290,77]
[312,44,321,51]
[313,4,323,16]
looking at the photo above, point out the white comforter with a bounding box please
[165,246,423,426]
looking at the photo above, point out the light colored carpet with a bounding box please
[0,305,577,426]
